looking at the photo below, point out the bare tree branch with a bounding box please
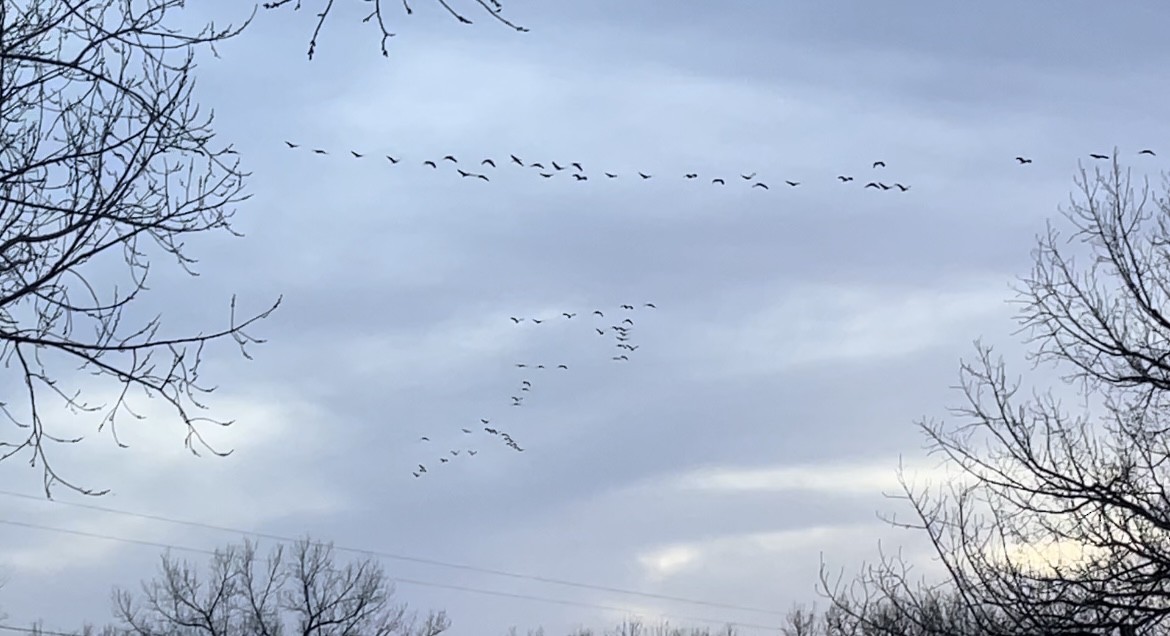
[259,0,529,60]
[0,0,280,497]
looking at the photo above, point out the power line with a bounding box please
[0,488,784,617]
[0,517,782,633]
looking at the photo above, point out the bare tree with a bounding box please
[822,156,1170,635]
[110,536,450,635]
[260,0,531,60]
[0,0,281,497]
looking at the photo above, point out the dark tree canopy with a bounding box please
[0,0,279,497]
[823,157,1170,636]
[260,0,530,60]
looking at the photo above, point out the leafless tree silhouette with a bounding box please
[0,0,280,497]
[821,156,1170,635]
[101,537,450,635]
[261,0,530,60]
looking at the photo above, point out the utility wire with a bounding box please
[0,488,784,617]
[0,517,782,633]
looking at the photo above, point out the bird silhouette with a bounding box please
[1089,153,1110,160]
[572,162,584,172]
[551,161,564,171]
[461,428,472,434]
[785,180,800,187]
[1139,149,1157,156]
[563,312,576,318]
[420,436,430,441]
[838,175,854,182]
[443,155,458,163]
[481,158,496,167]
[412,472,421,478]
[539,172,554,178]
[894,183,910,191]
[644,303,656,308]
[510,317,523,323]
[468,450,478,456]
[312,149,328,155]
[351,151,364,158]
[285,141,300,148]
[753,182,769,189]
[605,172,618,178]
[878,182,891,190]
[557,364,568,369]
[481,418,490,424]
[1015,156,1032,164]
[741,173,756,180]
[865,182,880,189]
[593,310,604,317]
[712,178,725,185]
[572,174,588,181]
[613,355,629,361]
[440,457,450,463]
[596,328,605,335]
[622,318,634,325]
[424,160,437,168]
[532,319,544,324]
[476,174,489,181]
[685,173,698,179]
[620,304,634,310]
[458,169,472,177]
[418,464,427,473]
[511,154,524,165]
[386,155,400,164]
[529,162,545,169]
[872,161,886,168]
[638,172,652,179]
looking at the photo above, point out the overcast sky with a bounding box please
[3,1,1170,634]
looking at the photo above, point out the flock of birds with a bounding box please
[410,303,656,478]
[288,140,1158,479]
[283,141,1160,192]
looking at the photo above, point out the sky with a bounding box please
[3,1,1170,634]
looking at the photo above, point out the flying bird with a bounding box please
[551,161,564,171]
[605,172,618,178]
[613,355,629,361]
[712,178,725,185]
[878,182,891,190]
[468,450,478,456]
[620,304,634,310]
[563,312,576,318]
[838,175,854,182]
[532,319,544,324]
[685,173,698,179]
[572,174,588,181]
[424,160,437,168]
[1015,156,1032,164]
[511,154,524,165]
[622,318,634,325]
[312,149,328,155]
[440,457,449,463]
[557,364,568,369]
[458,169,472,177]
[522,380,531,387]
[461,428,472,434]
[482,158,496,167]
[753,182,769,189]
[785,180,800,187]
[443,155,458,163]
[872,161,886,168]
[419,436,430,441]
[638,172,652,179]
[1089,153,1110,160]
[351,151,364,158]
[1139,149,1157,156]
[481,419,490,424]
[386,155,400,163]
[539,173,554,178]
[530,162,545,169]
[476,174,489,181]
[510,317,523,323]
[596,328,605,335]
[644,303,656,308]
[593,310,604,317]
[894,183,910,191]
[865,182,880,189]
[572,162,584,172]
[284,141,300,148]
[741,173,756,180]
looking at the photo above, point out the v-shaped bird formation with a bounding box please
[411,303,657,479]
[282,140,1160,195]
